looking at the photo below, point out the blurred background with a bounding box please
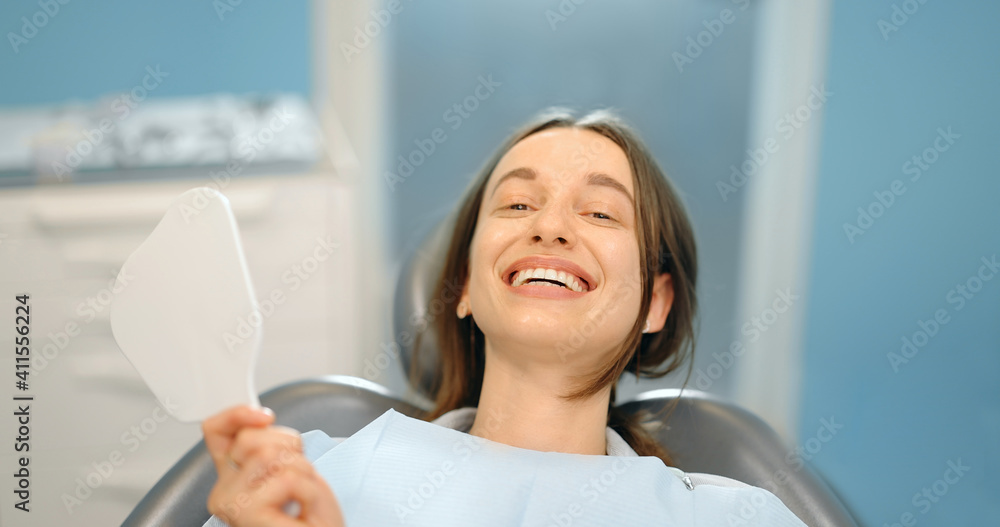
[0,0,996,525]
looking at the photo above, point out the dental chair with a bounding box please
[122,219,859,527]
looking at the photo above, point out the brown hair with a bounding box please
[412,108,698,465]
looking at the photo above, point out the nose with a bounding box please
[529,203,575,247]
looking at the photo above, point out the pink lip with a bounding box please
[504,280,588,299]
[500,256,597,298]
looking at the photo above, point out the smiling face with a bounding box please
[459,127,645,373]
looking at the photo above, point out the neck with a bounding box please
[467,349,611,456]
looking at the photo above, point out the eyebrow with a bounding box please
[489,167,635,206]
[489,167,536,198]
[587,172,635,206]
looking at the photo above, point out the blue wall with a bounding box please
[801,2,999,524]
[0,1,311,105]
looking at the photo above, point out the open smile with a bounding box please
[500,256,596,300]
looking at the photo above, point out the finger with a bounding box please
[301,472,345,527]
[202,405,274,473]
[227,426,303,471]
[278,460,344,527]
[242,461,343,527]
[212,455,312,526]
[209,453,345,527]
[208,426,305,517]
[206,454,311,524]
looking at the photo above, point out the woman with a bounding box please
[202,108,803,526]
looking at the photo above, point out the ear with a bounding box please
[645,272,674,333]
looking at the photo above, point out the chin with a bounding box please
[501,320,586,351]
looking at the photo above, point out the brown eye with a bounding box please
[509,204,529,211]
[591,212,614,221]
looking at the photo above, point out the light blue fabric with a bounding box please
[300,429,343,461]
[206,409,806,526]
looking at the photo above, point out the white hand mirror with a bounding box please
[110,187,262,422]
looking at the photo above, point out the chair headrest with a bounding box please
[393,215,456,399]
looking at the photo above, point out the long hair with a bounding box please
[411,108,698,465]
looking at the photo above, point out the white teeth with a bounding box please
[510,267,586,293]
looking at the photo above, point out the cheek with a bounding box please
[599,240,644,313]
[472,219,517,272]
[466,222,507,302]
[480,218,518,245]
[602,236,642,283]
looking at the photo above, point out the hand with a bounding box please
[202,405,345,526]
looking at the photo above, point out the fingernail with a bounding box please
[260,407,275,418]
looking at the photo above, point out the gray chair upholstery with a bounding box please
[123,216,859,527]
[619,390,857,527]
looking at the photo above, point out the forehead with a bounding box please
[487,128,633,194]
